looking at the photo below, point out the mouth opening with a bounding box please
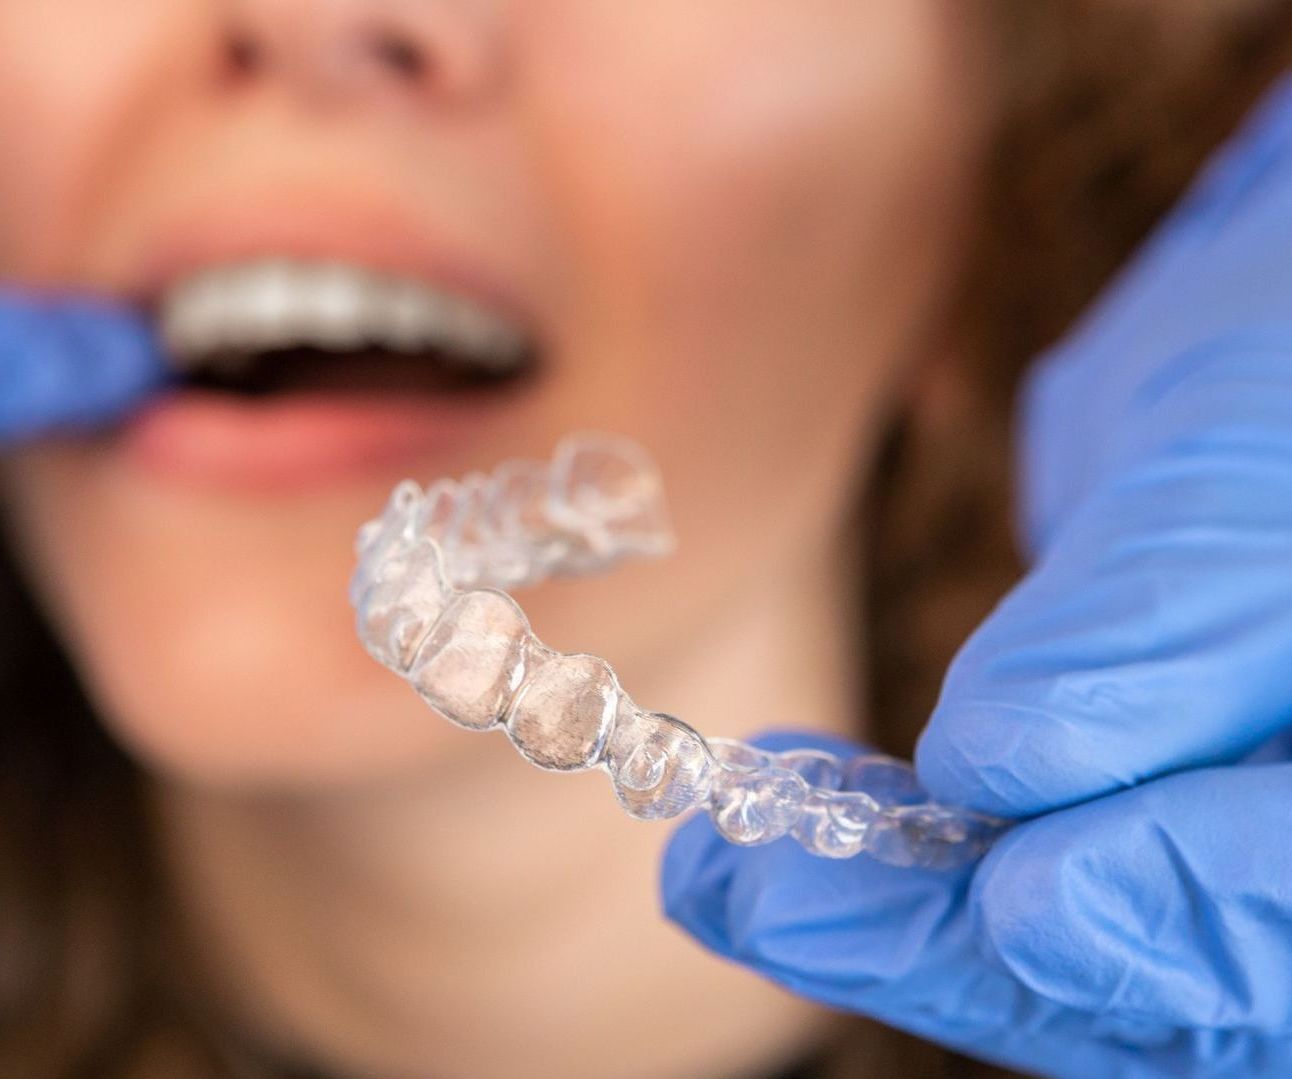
[179,344,541,398]
[157,258,543,400]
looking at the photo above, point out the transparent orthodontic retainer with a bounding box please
[350,433,1008,868]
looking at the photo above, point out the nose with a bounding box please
[221,0,500,107]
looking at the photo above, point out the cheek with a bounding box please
[532,2,976,339]
[0,1,200,279]
[520,1,983,568]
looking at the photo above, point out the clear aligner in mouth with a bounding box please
[350,433,1007,867]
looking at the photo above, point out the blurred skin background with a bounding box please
[0,2,1288,1078]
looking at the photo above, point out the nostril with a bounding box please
[368,28,428,81]
[222,30,263,81]
[214,7,481,101]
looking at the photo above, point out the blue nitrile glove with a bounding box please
[0,290,169,443]
[663,71,1292,1079]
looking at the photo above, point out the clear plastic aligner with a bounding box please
[350,433,1007,868]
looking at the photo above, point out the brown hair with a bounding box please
[2,4,1291,1077]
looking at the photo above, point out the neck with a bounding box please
[152,539,863,1079]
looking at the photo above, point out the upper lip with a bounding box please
[129,196,536,336]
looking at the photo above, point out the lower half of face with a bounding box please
[0,0,986,789]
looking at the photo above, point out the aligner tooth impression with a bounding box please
[506,651,620,771]
[605,708,713,820]
[350,432,1006,867]
[410,590,531,732]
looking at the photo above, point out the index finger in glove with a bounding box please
[917,76,1292,817]
[0,290,169,442]
[918,337,1292,816]
[975,761,1292,1034]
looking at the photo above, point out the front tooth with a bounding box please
[220,263,278,352]
[302,263,374,351]
[236,261,302,351]
[379,280,450,353]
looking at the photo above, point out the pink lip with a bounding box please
[123,387,523,491]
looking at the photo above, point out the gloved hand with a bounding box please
[0,289,169,444]
[663,71,1292,1079]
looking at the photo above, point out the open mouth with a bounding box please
[158,259,541,397]
[125,258,543,489]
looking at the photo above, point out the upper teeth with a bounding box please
[159,260,530,373]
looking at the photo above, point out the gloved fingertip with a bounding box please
[0,292,171,441]
[967,818,1100,1001]
[971,766,1292,1030]
[62,301,172,408]
[915,702,1064,818]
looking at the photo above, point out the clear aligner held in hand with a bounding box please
[350,433,1007,868]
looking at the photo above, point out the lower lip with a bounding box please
[122,387,517,491]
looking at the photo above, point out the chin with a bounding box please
[58,552,469,790]
[96,665,467,792]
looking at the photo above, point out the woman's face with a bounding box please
[0,0,986,787]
